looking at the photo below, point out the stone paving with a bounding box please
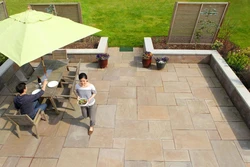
[0,47,250,167]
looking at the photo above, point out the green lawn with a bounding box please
[5,0,250,48]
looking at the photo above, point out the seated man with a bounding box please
[14,80,48,119]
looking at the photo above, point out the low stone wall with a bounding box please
[32,37,108,63]
[210,52,250,128]
[0,59,34,94]
[144,37,250,129]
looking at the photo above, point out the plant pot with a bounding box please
[156,62,166,70]
[142,58,152,68]
[98,59,108,68]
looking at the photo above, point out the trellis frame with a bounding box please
[29,2,83,23]
[167,2,229,44]
[0,0,8,21]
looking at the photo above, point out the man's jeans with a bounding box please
[31,100,47,119]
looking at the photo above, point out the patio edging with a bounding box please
[144,37,250,128]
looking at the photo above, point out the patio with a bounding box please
[0,47,250,167]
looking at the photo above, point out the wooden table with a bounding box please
[26,60,69,114]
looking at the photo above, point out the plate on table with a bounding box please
[78,98,88,106]
[32,89,41,95]
[47,81,59,87]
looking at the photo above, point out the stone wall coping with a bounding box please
[144,37,218,55]
[0,59,14,76]
[65,37,108,54]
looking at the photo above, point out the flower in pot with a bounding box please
[154,56,169,70]
[96,53,110,68]
[142,51,153,68]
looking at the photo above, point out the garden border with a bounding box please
[144,37,250,128]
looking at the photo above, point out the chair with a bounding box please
[5,109,47,138]
[52,49,68,60]
[62,59,81,82]
[55,79,76,109]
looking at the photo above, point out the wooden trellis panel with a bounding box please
[29,3,82,23]
[0,1,8,21]
[168,2,229,44]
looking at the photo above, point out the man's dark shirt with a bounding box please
[14,90,44,118]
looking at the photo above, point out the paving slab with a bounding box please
[165,162,192,167]
[0,134,41,156]
[114,120,149,138]
[164,150,190,161]
[96,105,116,128]
[191,114,216,130]
[163,82,191,93]
[234,140,250,162]
[161,72,178,82]
[57,148,99,167]
[189,150,219,167]
[215,122,250,140]
[125,139,164,161]
[212,141,245,167]
[138,106,169,120]
[97,149,124,167]
[116,99,137,120]
[109,86,136,99]
[88,128,114,148]
[30,158,57,167]
[148,121,172,139]
[137,87,157,105]
[173,130,212,149]
[168,106,193,130]
[156,93,176,106]
[120,76,145,86]
[186,76,215,88]
[35,136,65,158]
[175,68,201,77]
[16,158,32,167]
[64,119,89,148]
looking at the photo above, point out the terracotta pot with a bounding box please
[156,62,166,70]
[142,58,152,68]
[98,59,108,68]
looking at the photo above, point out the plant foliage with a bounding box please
[226,51,250,72]
[0,53,8,66]
[154,56,169,64]
[96,53,110,60]
[142,51,153,60]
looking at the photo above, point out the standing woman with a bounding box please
[75,73,97,135]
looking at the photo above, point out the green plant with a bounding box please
[241,47,250,57]
[0,53,8,66]
[226,51,250,72]
[211,40,223,50]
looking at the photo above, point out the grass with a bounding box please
[5,0,250,48]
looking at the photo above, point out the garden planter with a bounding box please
[142,58,152,68]
[156,62,166,70]
[98,59,108,68]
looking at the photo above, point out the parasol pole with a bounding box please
[41,57,47,76]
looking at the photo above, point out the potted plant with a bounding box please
[154,56,169,70]
[96,53,110,68]
[142,51,153,68]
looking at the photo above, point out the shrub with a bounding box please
[211,40,223,50]
[226,51,250,72]
[241,47,250,57]
[0,53,8,66]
